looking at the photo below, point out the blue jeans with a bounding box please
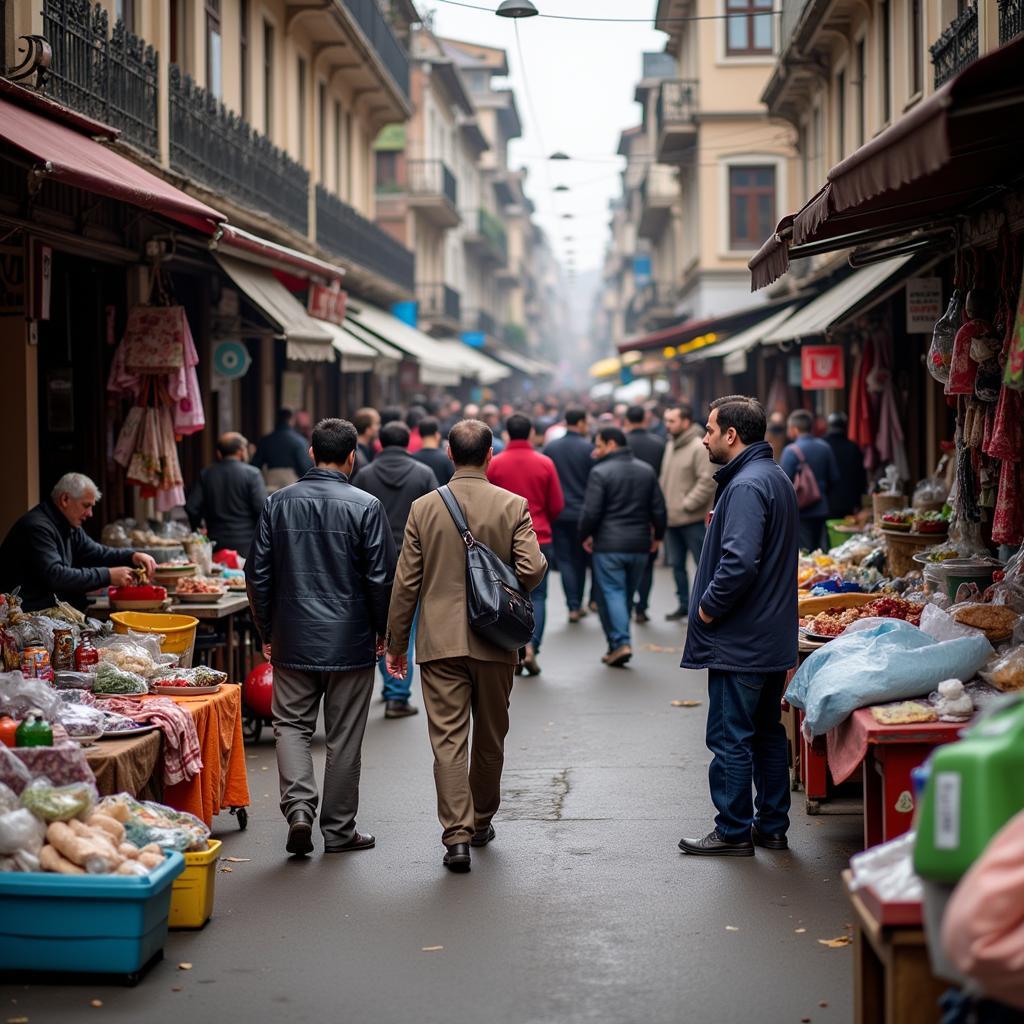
[592,552,648,650]
[706,669,791,841]
[551,521,587,612]
[378,608,417,702]
[634,551,658,612]
[664,521,707,610]
[529,544,553,651]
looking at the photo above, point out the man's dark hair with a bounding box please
[380,422,411,449]
[312,418,357,465]
[598,426,627,447]
[625,404,645,425]
[827,411,848,431]
[788,408,814,434]
[406,405,427,429]
[217,434,247,458]
[506,413,533,441]
[668,402,694,422]
[276,407,294,428]
[448,419,492,466]
[710,395,767,446]
[565,406,587,427]
[352,408,377,435]
[418,416,440,439]
[380,406,402,427]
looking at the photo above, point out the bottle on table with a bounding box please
[15,710,53,747]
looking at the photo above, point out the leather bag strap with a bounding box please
[437,485,475,548]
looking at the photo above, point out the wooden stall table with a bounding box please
[828,709,965,848]
[85,730,161,801]
[844,870,946,1024]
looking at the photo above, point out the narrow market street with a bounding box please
[2,571,861,1024]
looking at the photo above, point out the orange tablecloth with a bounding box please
[141,686,250,826]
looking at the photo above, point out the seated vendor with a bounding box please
[0,472,157,611]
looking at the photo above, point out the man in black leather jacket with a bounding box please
[246,418,396,858]
[579,427,667,667]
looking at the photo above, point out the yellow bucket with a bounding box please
[169,839,221,929]
[110,611,199,668]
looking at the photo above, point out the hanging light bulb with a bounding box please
[496,0,539,17]
[549,151,570,160]
[554,184,569,192]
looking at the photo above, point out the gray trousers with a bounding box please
[271,665,374,847]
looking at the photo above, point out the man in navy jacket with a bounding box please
[679,395,798,857]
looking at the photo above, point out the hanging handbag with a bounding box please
[122,305,188,373]
[785,444,822,510]
[437,485,535,652]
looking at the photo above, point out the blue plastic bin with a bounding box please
[0,852,184,975]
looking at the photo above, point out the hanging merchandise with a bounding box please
[122,305,188,374]
[1004,259,1024,391]
[947,287,994,395]
[928,288,962,384]
[868,327,910,483]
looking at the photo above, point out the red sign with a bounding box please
[307,283,347,325]
[801,345,845,390]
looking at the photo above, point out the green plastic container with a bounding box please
[913,696,1024,884]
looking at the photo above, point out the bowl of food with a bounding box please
[154,561,198,582]
[174,576,226,602]
[912,510,949,535]
[108,583,168,612]
[881,510,914,532]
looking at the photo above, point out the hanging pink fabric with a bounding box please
[171,317,205,436]
[992,460,1024,547]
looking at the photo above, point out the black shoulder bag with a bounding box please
[437,485,535,652]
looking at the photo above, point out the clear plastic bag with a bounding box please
[19,778,97,822]
[98,794,210,852]
[93,661,148,696]
[912,476,948,508]
[919,603,986,642]
[0,781,19,814]
[0,746,32,795]
[53,671,95,691]
[57,703,107,738]
[0,807,46,856]
[849,830,923,903]
[94,635,160,678]
[927,289,962,384]
[0,672,62,721]
[980,646,1024,693]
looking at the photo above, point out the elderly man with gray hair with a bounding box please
[0,473,156,611]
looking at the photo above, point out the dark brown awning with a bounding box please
[750,35,1024,290]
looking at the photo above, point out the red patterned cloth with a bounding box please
[100,696,203,786]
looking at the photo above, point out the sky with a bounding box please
[425,0,665,282]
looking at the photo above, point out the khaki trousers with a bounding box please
[420,657,515,847]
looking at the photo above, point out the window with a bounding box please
[205,0,222,99]
[880,0,892,123]
[725,0,773,55]
[836,69,846,159]
[318,82,327,182]
[170,0,183,64]
[334,100,343,193]
[239,0,249,121]
[728,165,775,249]
[262,21,274,136]
[798,122,809,199]
[115,0,135,32]
[376,152,399,191]
[855,40,866,146]
[910,0,923,95]
[297,58,307,163]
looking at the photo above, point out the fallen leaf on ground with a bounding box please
[260,766,268,771]
[795,928,807,933]
[7,1017,29,1023]
[643,644,681,653]
[171,987,182,993]
[819,1002,829,1008]
[89,1000,103,1008]
[219,866,233,873]
[671,700,702,708]
[222,857,251,863]
[725,926,739,931]
[421,946,444,952]
[817,936,851,948]
[177,963,193,971]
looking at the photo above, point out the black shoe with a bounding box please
[286,811,314,857]
[635,609,650,624]
[443,842,471,872]
[678,829,755,857]
[665,608,688,622]
[470,824,496,848]
[751,825,789,850]
[385,700,419,719]
[325,831,376,853]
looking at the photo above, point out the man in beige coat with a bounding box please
[659,402,715,620]
[386,419,547,873]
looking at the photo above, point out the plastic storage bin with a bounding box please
[111,611,199,668]
[169,838,221,929]
[0,852,184,977]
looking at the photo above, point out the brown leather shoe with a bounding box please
[325,831,375,853]
[522,644,541,676]
[470,824,496,847]
[604,644,632,667]
[285,811,314,857]
[443,843,471,872]
[568,609,584,623]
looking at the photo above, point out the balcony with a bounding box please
[169,67,309,234]
[930,4,978,88]
[462,208,508,265]
[462,308,497,336]
[655,79,698,163]
[626,281,677,333]
[317,184,414,293]
[407,160,460,227]
[339,0,410,100]
[998,0,1024,42]
[42,0,158,155]
[638,165,678,238]
[417,283,461,330]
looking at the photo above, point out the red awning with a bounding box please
[750,35,1024,290]
[212,225,344,285]
[0,95,225,232]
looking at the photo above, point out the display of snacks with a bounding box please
[951,603,1020,643]
[881,509,914,531]
[800,596,924,638]
[912,510,949,535]
[153,561,198,581]
[174,576,225,597]
[871,701,939,725]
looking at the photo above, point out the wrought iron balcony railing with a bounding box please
[316,184,415,292]
[417,282,461,323]
[407,160,458,208]
[169,66,309,234]
[341,0,410,99]
[930,4,979,87]
[42,0,158,155]
[998,0,1024,42]
[478,208,508,263]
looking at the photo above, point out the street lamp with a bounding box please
[549,151,570,160]
[496,0,539,17]
[554,184,569,192]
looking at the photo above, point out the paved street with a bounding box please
[2,569,861,1024]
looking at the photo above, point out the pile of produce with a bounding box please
[801,596,924,637]
[174,576,224,597]
[151,665,226,689]
[881,510,915,531]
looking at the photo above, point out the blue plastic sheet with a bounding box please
[786,620,993,736]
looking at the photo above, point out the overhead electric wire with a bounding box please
[433,0,782,23]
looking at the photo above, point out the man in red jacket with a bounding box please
[487,413,563,675]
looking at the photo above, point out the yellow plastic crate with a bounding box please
[169,839,221,930]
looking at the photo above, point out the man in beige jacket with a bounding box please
[659,402,715,620]
[386,419,547,873]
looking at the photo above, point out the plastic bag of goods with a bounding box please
[0,671,61,721]
[19,778,97,822]
[97,794,210,851]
